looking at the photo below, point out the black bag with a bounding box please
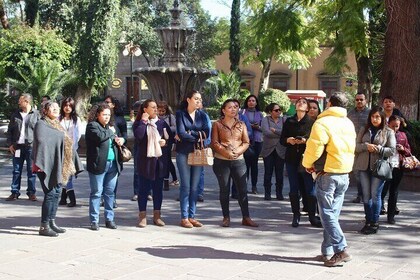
[372,148,393,181]
[118,145,132,162]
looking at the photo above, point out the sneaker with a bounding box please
[131,195,138,201]
[28,194,38,201]
[324,251,352,267]
[352,196,361,203]
[6,193,19,201]
[170,180,179,186]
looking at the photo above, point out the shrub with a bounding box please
[258,88,291,113]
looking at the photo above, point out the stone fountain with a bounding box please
[134,0,217,109]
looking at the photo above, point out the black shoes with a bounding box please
[105,221,117,229]
[197,196,204,202]
[309,216,323,228]
[90,223,99,231]
[49,220,66,233]
[361,222,379,235]
[387,216,396,224]
[39,223,59,237]
[352,196,362,203]
[292,213,300,227]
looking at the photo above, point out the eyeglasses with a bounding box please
[272,109,281,112]
[355,99,365,102]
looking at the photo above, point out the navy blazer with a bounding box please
[175,109,210,154]
[85,121,122,175]
[133,119,173,181]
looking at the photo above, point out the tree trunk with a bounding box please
[380,0,420,120]
[356,54,372,105]
[258,58,272,94]
[0,0,9,29]
[75,84,92,120]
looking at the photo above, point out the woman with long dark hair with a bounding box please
[133,99,173,227]
[354,106,396,234]
[58,97,82,207]
[175,90,210,228]
[241,94,264,194]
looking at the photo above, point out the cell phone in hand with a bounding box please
[295,136,303,140]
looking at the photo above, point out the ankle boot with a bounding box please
[264,184,271,200]
[67,190,76,207]
[49,219,66,233]
[59,190,67,205]
[163,179,170,191]
[289,193,301,227]
[138,211,147,228]
[153,210,165,226]
[308,196,322,228]
[39,222,59,237]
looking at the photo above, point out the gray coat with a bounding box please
[260,116,286,158]
[354,126,396,171]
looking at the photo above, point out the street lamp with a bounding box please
[123,42,142,108]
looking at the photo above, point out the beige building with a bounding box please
[215,47,357,97]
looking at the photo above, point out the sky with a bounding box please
[200,0,231,19]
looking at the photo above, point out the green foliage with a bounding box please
[408,121,420,157]
[202,72,243,107]
[0,89,19,120]
[230,0,241,73]
[0,24,73,84]
[258,88,291,113]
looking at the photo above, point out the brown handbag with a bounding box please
[187,131,213,166]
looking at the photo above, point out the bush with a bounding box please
[258,88,291,113]
[0,90,19,120]
[408,120,420,158]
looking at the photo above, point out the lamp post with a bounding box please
[123,42,142,108]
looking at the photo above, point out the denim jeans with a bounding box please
[89,160,118,224]
[138,175,163,211]
[315,173,349,256]
[263,151,285,195]
[198,169,204,198]
[38,172,61,223]
[286,162,315,196]
[176,153,202,219]
[213,158,250,218]
[244,141,262,188]
[359,170,385,223]
[11,145,36,196]
[65,175,74,191]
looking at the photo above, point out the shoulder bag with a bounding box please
[118,145,132,162]
[372,148,393,180]
[187,131,213,166]
[402,152,420,171]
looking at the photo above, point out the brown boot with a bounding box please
[242,217,259,227]
[138,211,147,228]
[153,210,165,226]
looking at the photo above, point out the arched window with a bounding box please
[269,71,291,92]
[317,72,340,98]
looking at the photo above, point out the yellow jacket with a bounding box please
[302,107,356,173]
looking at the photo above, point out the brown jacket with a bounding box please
[211,118,250,160]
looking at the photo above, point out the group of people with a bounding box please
[4,91,414,267]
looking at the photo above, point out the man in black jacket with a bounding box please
[5,93,41,201]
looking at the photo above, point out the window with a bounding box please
[318,72,340,98]
[269,72,290,92]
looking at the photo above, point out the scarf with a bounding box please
[147,116,162,158]
[45,116,75,185]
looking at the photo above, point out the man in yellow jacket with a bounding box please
[302,92,356,267]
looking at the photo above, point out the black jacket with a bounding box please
[6,108,41,148]
[280,114,314,164]
[85,121,122,175]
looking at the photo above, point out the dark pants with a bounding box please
[38,172,61,223]
[382,168,404,218]
[11,145,36,196]
[263,150,285,197]
[244,141,262,189]
[138,175,163,211]
[213,158,250,218]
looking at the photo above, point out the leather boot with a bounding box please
[308,196,322,228]
[49,219,66,233]
[264,184,271,200]
[153,210,165,226]
[67,190,76,207]
[138,211,147,228]
[39,222,59,237]
[59,189,67,205]
[289,193,301,227]
[163,179,170,191]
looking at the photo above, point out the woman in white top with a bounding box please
[59,97,82,207]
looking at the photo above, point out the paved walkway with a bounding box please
[0,157,420,280]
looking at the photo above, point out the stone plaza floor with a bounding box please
[0,156,420,279]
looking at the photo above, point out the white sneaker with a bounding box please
[131,195,138,201]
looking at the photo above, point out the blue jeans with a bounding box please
[359,170,385,223]
[11,145,36,196]
[176,153,202,219]
[198,169,204,198]
[65,175,74,191]
[89,161,118,224]
[38,172,61,223]
[316,173,349,256]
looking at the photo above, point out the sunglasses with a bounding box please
[272,109,281,112]
[355,99,365,102]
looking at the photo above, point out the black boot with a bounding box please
[289,193,301,227]
[308,196,322,228]
[39,222,59,237]
[164,179,170,191]
[275,183,284,200]
[59,189,67,205]
[49,219,66,233]
[264,184,271,200]
[67,190,76,207]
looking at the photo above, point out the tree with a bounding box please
[0,0,10,29]
[380,0,420,120]
[230,0,241,73]
[25,0,39,27]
